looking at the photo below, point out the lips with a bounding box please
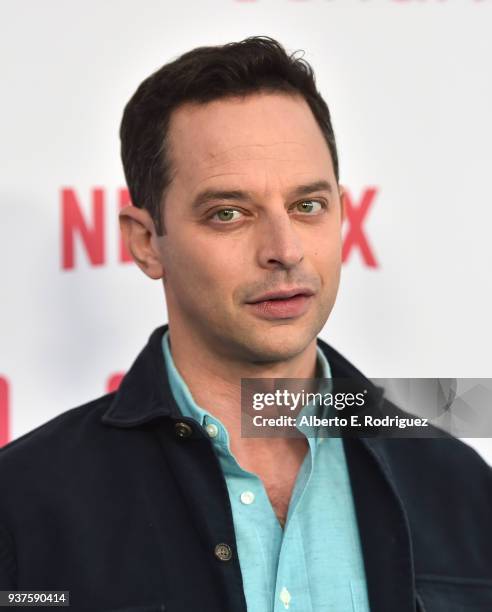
[246,287,315,304]
[245,288,315,320]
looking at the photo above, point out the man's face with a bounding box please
[156,92,344,363]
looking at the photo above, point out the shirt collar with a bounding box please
[101,324,385,429]
[161,329,333,447]
[162,330,220,434]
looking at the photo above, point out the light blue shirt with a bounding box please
[162,331,370,612]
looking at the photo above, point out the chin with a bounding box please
[240,326,316,364]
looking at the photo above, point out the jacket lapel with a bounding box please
[344,437,417,612]
[317,337,417,612]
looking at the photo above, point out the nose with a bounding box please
[256,210,304,270]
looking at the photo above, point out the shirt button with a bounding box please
[240,491,255,505]
[279,586,292,609]
[174,421,193,439]
[205,423,219,438]
[214,543,232,562]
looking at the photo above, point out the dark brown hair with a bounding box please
[120,36,339,235]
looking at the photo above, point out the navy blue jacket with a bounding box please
[0,325,491,611]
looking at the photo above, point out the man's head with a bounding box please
[119,37,345,364]
[120,36,339,236]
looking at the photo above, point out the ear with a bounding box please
[119,205,165,280]
[338,184,346,224]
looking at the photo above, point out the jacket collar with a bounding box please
[101,325,182,427]
[101,323,384,427]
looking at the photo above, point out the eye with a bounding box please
[211,208,243,223]
[295,200,324,214]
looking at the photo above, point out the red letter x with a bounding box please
[342,188,378,268]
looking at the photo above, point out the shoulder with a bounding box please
[0,393,115,475]
[315,336,492,487]
[375,398,491,480]
[372,429,492,524]
[378,433,491,478]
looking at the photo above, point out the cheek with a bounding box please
[310,237,342,271]
[308,251,341,299]
[163,235,239,299]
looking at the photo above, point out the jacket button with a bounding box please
[175,421,193,439]
[214,543,232,562]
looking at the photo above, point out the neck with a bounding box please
[166,321,318,456]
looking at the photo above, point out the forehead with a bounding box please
[166,92,335,192]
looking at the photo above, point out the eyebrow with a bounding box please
[190,180,333,211]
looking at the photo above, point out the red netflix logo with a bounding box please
[0,377,10,447]
[61,187,378,269]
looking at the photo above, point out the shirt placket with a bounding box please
[205,414,283,612]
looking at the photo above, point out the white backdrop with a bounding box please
[1,0,491,461]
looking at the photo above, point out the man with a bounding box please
[0,37,491,612]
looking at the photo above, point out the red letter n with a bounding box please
[61,188,105,270]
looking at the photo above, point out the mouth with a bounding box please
[247,287,315,303]
[245,288,315,320]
